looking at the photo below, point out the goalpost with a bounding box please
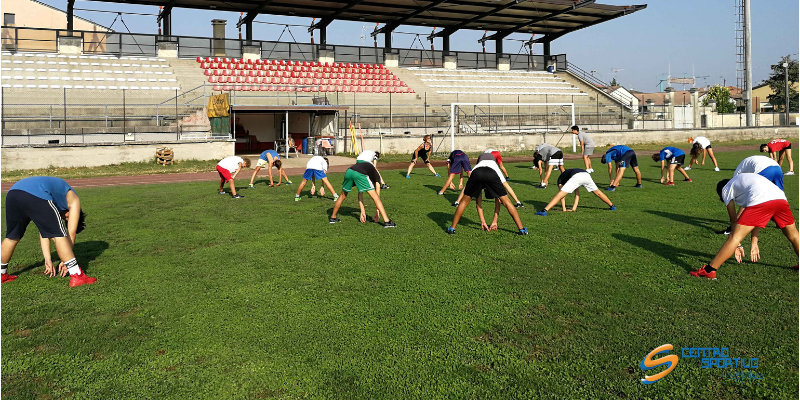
[449,102,576,153]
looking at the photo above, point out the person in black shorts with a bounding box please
[405,135,441,178]
[438,149,471,195]
[601,145,643,191]
[330,162,396,228]
[1,176,97,287]
[651,147,691,186]
[446,155,528,235]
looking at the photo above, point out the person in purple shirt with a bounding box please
[1,176,97,287]
[651,146,691,186]
[601,145,642,191]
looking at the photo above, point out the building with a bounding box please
[2,0,109,52]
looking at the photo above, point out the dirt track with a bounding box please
[1,145,760,192]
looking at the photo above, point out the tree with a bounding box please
[763,55,798,112]
[610,77,618,86]
[702,84,737,113]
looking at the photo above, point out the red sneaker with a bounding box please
[69,272,97,287]
[793,265,798,270]
[666,182,675,186]
[689,265,717,280]
[1,273,18,283]
[684,178,693,182]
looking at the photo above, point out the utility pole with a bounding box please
[784,62,790,125]
[744,0,753,126]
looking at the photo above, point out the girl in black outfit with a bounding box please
[405,135,441,178]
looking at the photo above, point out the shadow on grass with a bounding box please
[644,210,725,232]
[14,240,109,275]
[612,234,710,272]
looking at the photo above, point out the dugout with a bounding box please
[230,105,347,156]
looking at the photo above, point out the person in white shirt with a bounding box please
[357,150,390,189]
[216,156,251,198]
[686,136,719,171]
[446,153,528,235]
[295,156,338,201]
[690,173,799,280]
[734,156,784,190]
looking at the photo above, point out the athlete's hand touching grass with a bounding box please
[44,259,56,277]
[750,243,760,262]
[373,211,380,223]
[360,213,367,223]
[488,223,498,231]
[449,183,456,191]
[734,245,745,263]
[481,223,490,231]
[58,262,68,277]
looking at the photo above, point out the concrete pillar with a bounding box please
[385,52,399,68]
[242,45,260,61]
[689,87,699,128]
[212,19,227,57]
[318,47,334,65]
[443,55,457,70]
[664,87,674,128]
[497,56,510,71]
[157,41,178,58]
[58,36,82,55]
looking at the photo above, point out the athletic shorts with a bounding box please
[342,169,375,193]
[216,165,233,182]
[449,154,472,174]
[758,166,785,190]
[583,146,595,156]
[412,153,431,164]
[303,169,327,180]
[5,190,68,239]
[668,154,685,165]
[256,158,270,168]
[463,167,507,199]
[619,150,638,168]
[737,199,795,228]
[560,172,598,194]
[549,151,564,166]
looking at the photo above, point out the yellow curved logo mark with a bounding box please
[640,344,680,385]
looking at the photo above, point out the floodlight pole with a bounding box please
[784,62,790,125]
[744,0,753,126]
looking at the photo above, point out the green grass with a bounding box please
[2,149,797,399]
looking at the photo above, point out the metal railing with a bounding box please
[566,61,633,109]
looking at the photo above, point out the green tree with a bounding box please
[702,84,737,113]
[764,55,798,112]
[610,77,618,86]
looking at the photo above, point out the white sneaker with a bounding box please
[714,168,720,172]
[785,171,795,176]
[684,167,692,171]
[587,168,594,173]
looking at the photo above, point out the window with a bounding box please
[4,13,15,26]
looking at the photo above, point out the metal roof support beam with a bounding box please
[66,0,75,32]
[384,27,392,51]
[158,5,173,36]
[236,0,276,32]
[430,0,524,40]
[442,34,450,53]
[245,20,253,41]
[543,40,550,56]
[309,0,365,40]
[319,21,330,45]
[372,0,450,37]
[532,4,647,44]
[480,0,595,43]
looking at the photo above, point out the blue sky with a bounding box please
[53,0,799,92]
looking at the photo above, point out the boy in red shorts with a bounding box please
[690,173,799,280]
[216,156,251,198]
[760,139,794,176]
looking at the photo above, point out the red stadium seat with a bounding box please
[209,76,217,83]
[213,85,221,91]
[235,76,244,83]
[245,58,253,64]
[204,69,212,76]
[196,57,203,63]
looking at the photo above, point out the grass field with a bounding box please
[1,149,797,399]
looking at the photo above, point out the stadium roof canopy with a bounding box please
[78,0,645,51]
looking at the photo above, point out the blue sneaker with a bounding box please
[435,173,441,177]
[609,205,617,211]
[517,227,529,235]
[606,186,616,192]
[446,227,456,235]
[634,184,642,188]
[535,210,547,216]
[406,175,411,179]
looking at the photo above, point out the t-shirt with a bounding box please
[657,147,685,161]
[536,144,560,163]
[722,173,787,208]
[576,132,595,147]
[357,150,378,163]
[477,153,496,163]
[473,160,506,183]
[556,168,587,186]
[767,139,791,153]
[9,176,74,211]
[693,136,711,149]
[447,150,466,163]
[604,145,633,163]
[218,156,244,173]
[349,162,381,183]
[734,156,780,175]
[484,149,502,163]
[260,150,280,161]
[306,156,328,171]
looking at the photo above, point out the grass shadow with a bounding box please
[523,199,548,210]
[428,211,484,231]
[644,210,725,232]
[13,240,110,275]
[612,234,711,272]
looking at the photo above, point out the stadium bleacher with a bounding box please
[0,52,180,91]
[405,67,586,97]
[196,57,414,93]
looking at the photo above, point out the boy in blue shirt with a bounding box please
[601,145,642,191]
[1,176,97,287]
[249,149,292,187]
[652,146,691,186]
